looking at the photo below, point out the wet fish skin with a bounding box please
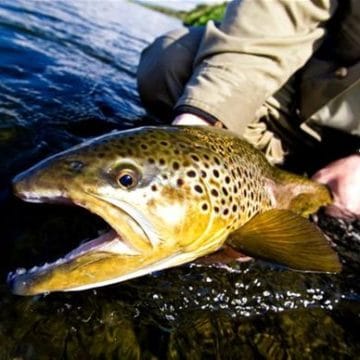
[9,126,339,295]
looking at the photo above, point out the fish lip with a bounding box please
[12,174,72,205]
[7,229,139,296]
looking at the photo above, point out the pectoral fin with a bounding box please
[226,209,341,273]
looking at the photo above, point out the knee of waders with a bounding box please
[137,28,202,120]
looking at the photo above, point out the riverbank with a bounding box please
[132,1,227,25]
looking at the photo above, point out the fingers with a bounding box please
[324,204,357,220]
[172,113,212,126]
[312,155,360,220]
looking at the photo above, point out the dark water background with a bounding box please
[0,1,360,358]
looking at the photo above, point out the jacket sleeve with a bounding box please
[174,0,337,134]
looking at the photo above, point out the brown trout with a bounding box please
[8,126,341,295]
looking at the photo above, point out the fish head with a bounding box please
[9,126,230,295]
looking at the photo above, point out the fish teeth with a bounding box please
[38,263,47,270]
[7,268,27,282]
[29,266,39,273]
[15,267,27,275]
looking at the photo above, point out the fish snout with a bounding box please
[12,163,68,204]
[12,170,36,201]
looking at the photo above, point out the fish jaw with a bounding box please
[7,231,135,295]
[7,188,184,296]
[8,198,162,295]
[7,228,197,295]
[7,222,215,295]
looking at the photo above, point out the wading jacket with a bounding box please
[175,0,360,139]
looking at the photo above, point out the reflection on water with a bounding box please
[0,0,360,358]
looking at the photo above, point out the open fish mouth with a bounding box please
[7,190,158,296]
[7,229,131,293]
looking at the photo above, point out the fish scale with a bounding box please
[9,126,340,295]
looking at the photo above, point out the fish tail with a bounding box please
[270,168,332,217]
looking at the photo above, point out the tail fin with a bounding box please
[269,169,332,217]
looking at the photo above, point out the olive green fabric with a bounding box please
[308,80,360,136]
[137,0,360,165]
[175,0,339,134]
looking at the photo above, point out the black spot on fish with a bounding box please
[148,158,155,164]
[160,141,169,146]
[159,159,165,166]
[200,170,207,178]
[177,178,184,187]
[223,208,229,216]
[202,203,208,211]
[232,204,237,212]
[214,206,219,213]
[141,144,148,150]
[225,176,230,184]
[173,162,180,170]
[191,154,199,162]
[187,170,196,178]
[213,169,220,178]
[222,187,228,196]
[194,185,203,194]
[211,189,219,197]
[151,185,157,192]
[214,157,221,165]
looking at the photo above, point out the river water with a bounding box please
[0,1,359,358]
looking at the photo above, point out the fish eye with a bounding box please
[116,169,138,189]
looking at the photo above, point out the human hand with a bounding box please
[312,154,360,220]
[172,113,212,126]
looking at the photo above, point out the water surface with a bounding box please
[0,1,359,358]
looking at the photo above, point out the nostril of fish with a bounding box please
[68,160,85,172]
